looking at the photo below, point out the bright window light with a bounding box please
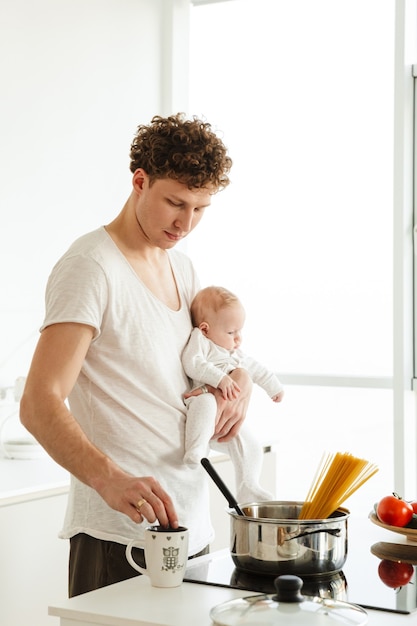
[188,0,395,380]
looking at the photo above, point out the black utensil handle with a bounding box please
[200,457,244,516]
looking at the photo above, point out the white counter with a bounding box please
[48,570,417,626]
[47,513,417,626]
[0,456,70,626]
[0,456,69,506]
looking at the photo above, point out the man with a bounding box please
[20,113,251,596]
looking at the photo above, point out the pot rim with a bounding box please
[227,500,350,524]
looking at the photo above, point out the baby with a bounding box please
[182,285,284,503]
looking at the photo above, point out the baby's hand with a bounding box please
[218,375,241,400]
[272,390,284,403]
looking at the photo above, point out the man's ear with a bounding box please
[199,322,209,336]
[132,168,148,192]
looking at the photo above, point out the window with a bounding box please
[188,0,415,506]
[189,0,394,381]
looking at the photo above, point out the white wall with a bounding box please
[0,0,168,387]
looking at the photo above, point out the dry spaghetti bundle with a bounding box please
[299,451,378,520]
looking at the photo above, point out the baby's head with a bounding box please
[190,286,245,351]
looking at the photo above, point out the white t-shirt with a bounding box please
[41,227,213,554]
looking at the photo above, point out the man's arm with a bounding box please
[20,322,178,527]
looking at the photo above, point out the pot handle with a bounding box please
[285,527,341,541]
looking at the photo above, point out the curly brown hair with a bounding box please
[129,113,232,191]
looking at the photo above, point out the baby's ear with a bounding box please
[199,321,209,336]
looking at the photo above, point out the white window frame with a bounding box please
[393,0,417,498]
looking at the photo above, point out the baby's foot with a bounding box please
[183,447,208,467]
[237,484,274,505]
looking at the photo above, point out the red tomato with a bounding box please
[410,502,417,515]
[376,494,414,527]
[378,559,414,589]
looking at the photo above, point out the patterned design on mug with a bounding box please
[162,546,184,572]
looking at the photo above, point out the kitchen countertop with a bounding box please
[0,447,237,508]
[48,567,417,626]
[0,456,69,506]
[48,518,417,626]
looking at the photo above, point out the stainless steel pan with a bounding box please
[228,501,349,576]
[201,458,349,577]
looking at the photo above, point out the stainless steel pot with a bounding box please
[229,501,349,577]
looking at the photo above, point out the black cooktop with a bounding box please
[184,516,417,614]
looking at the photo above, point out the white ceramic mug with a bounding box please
[126,525,189,588]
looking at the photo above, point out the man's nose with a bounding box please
[175,208,194,233]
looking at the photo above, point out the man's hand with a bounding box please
[213,368,252,442]
[95,470,179,528]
